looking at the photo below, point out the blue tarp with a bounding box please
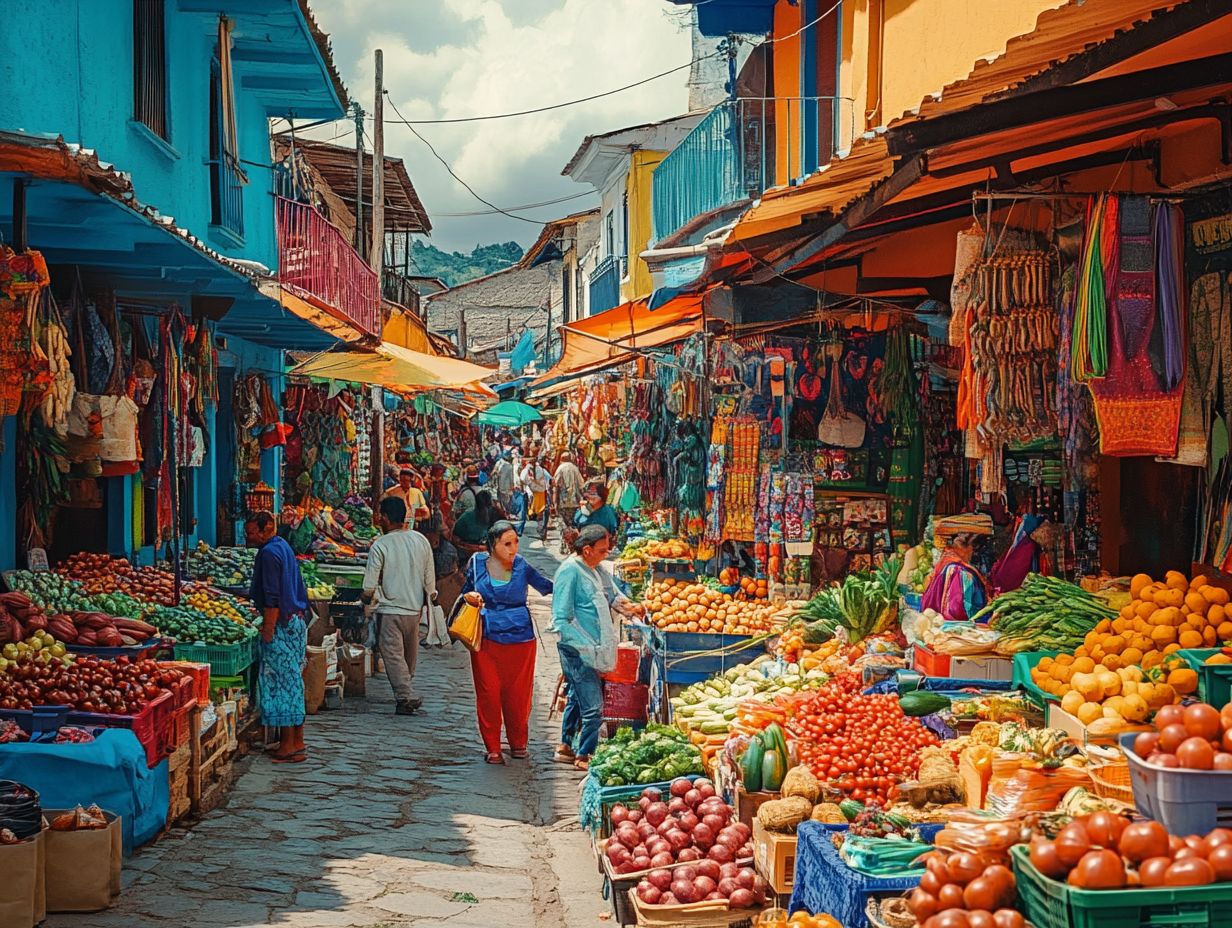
[0,729,168,854]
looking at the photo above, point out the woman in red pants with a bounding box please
[461,521,554,763]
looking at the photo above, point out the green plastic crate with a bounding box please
[1011,649,1061,709]
[1011,844,1232,928]
[1179,648,1232,707]
[174,638,255,677]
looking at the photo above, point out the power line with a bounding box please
[435,190,597,218]
[378,52,722,126]
[384,92,544,225]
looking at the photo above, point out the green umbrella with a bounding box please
[476,400,543,427]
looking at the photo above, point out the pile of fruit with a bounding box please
[59,553,178,605]
[1131,701,1232,769]
[1,630,70,673]
[40,611,158,649]
[909,850,1024,928]
[786,677,942,805]
[1027,813,1232,889]
[185,542,254,587]
[1034,656,1180,734]
[641,539,694,560]
[182,584,257,626]
[737,722,790,792]
[902,539,936,595]
[146,604,255,646]
[777,628,846,671]
[0,653,185,714]
[643,579,781,635]
[4,572,94,614]
[606,778,767,910]
[589,724,704,787]
[298,560,335,601]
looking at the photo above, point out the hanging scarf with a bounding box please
[1154,201,1185,391]
[1072,195,1109,381]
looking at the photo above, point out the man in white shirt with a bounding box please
[520,456,552,538]
[553,452,585,553]
[382,469,430,524]
[492,452,517,515]
[361,497,436,715]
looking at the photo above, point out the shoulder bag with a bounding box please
[447,556,484,652]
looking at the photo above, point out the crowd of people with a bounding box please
[243,426,640,768]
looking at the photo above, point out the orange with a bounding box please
[1130,573,1154,598]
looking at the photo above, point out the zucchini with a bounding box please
[741,736,765,791]
[898,691,951,717]
[839,799,864,822]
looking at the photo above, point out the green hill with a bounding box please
[410,240,523,287]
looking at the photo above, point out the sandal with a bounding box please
[484,752,506,765]
[510,747,529,759]
[573,757,590,771]
[270,751,307,764]
[552,751,576,765]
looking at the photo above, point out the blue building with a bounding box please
[0,0,381,570]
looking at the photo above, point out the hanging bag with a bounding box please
[447,556,484,652]
[818,345,866,447]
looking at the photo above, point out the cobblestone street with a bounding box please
[47,536,608,928]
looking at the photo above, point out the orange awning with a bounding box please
[531,293,706,387]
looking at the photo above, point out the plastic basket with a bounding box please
[579,773,703,837]
[603,682,650,721]
[1119,732,1232,833]
[1011,843,1232,928]
[601,643,643,684]
[159,660,211,706]
[67,689,173,768]
[173,637,255,676]
[1178,648,1232,706]
[0,704,71,736]
[1088,762,1135,805]
[652,629,766,683]
[66,636,165,659]
[168,702,194,752]
[1011,649,1062,709]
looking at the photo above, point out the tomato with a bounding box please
[1165,858,1215,886]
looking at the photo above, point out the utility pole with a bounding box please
[371,49,385,283]
[353,101,364,252]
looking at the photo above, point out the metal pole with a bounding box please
[371,49,385,281]
[353,102,364,251]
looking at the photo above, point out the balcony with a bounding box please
[588,254,625,315]
[652,97,840,244]
[275,196,381,336]
[209,151,245,241]
[381,268,421,315]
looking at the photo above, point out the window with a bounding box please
[621,191,630,269]
[604,211,615,258]
[561,265,572,323]
[865,0,885,130]
[209,17,246,238]
[133,0,168,140]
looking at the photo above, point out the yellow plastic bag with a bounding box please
[448,600,483,652]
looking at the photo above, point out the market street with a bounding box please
[46,536,607,928]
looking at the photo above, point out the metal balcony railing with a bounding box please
[275,196,381,335]
[652,96,845,243]
[588,254,624,315]
[381,268,421,315]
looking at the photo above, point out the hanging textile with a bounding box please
[1088,197,1185,457]
[1071,195,1110,381]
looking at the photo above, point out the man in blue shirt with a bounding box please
[246,511,310,763]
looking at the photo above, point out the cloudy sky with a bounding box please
[310,0,698,254]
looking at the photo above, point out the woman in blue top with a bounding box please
[551,524,645,769]
[573,483,619,537]
[462,520,553,764]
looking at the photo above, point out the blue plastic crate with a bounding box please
[0,704,71,735]
[651,628,768,683]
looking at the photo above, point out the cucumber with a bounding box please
[898,691,951,717]
[839,799,864,822]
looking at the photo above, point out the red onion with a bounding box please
[639,796,652,812]
[670,778,692,798]
[731,823,752,843]
[668,797,689,816]
[610,804,629,825]
[702,813,726,833]
[729,888,755,908]
[695,876,717,897]
[636,822,656,841]
[708,844,734,864]
[735,868,756,890]
[719,862,740,879]
[644,803,669,827]
[632,855,651,871]
[647,869,674,890]
[666,830,692,852]
[649,852,674,868]
[659,893,676,906]
[751,874,769,901]
[636,884,662,904]
[626,809,643,824]
[696,780,717,799]
[671,879,697,903]
[685,788,702,808]
[691,823,715,849]
[696,859,721,881]
[642,787,663,803]
[676,866,698,883]
[678,811,699,831]
[677,847,702,862]
[717,877,740,897]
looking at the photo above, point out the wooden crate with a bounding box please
[752,819,797,894]
[167,740,191,824]
[190,709,234,816]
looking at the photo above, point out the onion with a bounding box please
[717,877,740,897]
[615,859,640,874]
[731,823,752,844]
[716,831,744,851]
[735,868,756,890]
[618,829,640,850]
[676,866,698,883]
[649,852,674,868]
[671,879,697,903]
[708,843,734,864]
[659,893,676,906]
[696,780,716,799]
[656,821,677,837]
[632,855,651,872]
[626,809,643,824]
[610,804,630,825]
[678,811,699,832]
[692,823,715,848]
[751,874,769,902]
[648,869,674,890]
[719,862,739,879]
[642,787,663,803]
[685,788,702,808]
[645,803,669,827]
[637,822,656,841]
[606,843,630,862]
[728,888,755,908]
[646,838,669,857]
[702,813,726,833]
[667,830,692,852]
[706,891,724,901]
[670,778,692,798]
[695,875,717,897]
[636,884,662,904]
[677,847,702,862]
[696,859,721,881]
[668,797,689,816]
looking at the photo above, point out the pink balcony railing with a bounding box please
[275,196,381,336]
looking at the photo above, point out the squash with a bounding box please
[741,736,765,791]
[761,747,787,792]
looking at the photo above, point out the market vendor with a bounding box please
[245,510,311,764]
[920,515,994,623]
[383,468,431,524]
[573,482,619,536]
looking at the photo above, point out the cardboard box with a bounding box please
[752,819,797,893]
[912,644,1013,681]
[734,787,778,829]
[43,809,121,913]
[1045,702,1150,748]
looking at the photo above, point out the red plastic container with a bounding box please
[159,661,211,706]
[603,682,649,721]
[67,689,173,767]
[600,644,641,684]
[167,702,194,753]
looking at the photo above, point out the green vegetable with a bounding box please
[898,692,951,717]
[741,736,765,791]
[762,722,789,761]
[974,574,1116,654]
[761,747,786,792]
[840,799,865,822]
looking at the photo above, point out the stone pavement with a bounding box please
[47,532,611,928]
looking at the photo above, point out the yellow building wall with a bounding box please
[622,149,663,302]
[383,306,433,354]
[772,0,802,187]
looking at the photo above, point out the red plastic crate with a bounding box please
[159,661,211,706]
[912,643,952,676]
[168,703,194,753]
[67,689,173,767]
[600,644,642,684]
[603,682,649,721]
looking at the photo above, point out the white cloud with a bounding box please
[310,0,695,250]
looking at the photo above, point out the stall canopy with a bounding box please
[531,292,707,391]
[292,341,497,395]
[475,400,543,427]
